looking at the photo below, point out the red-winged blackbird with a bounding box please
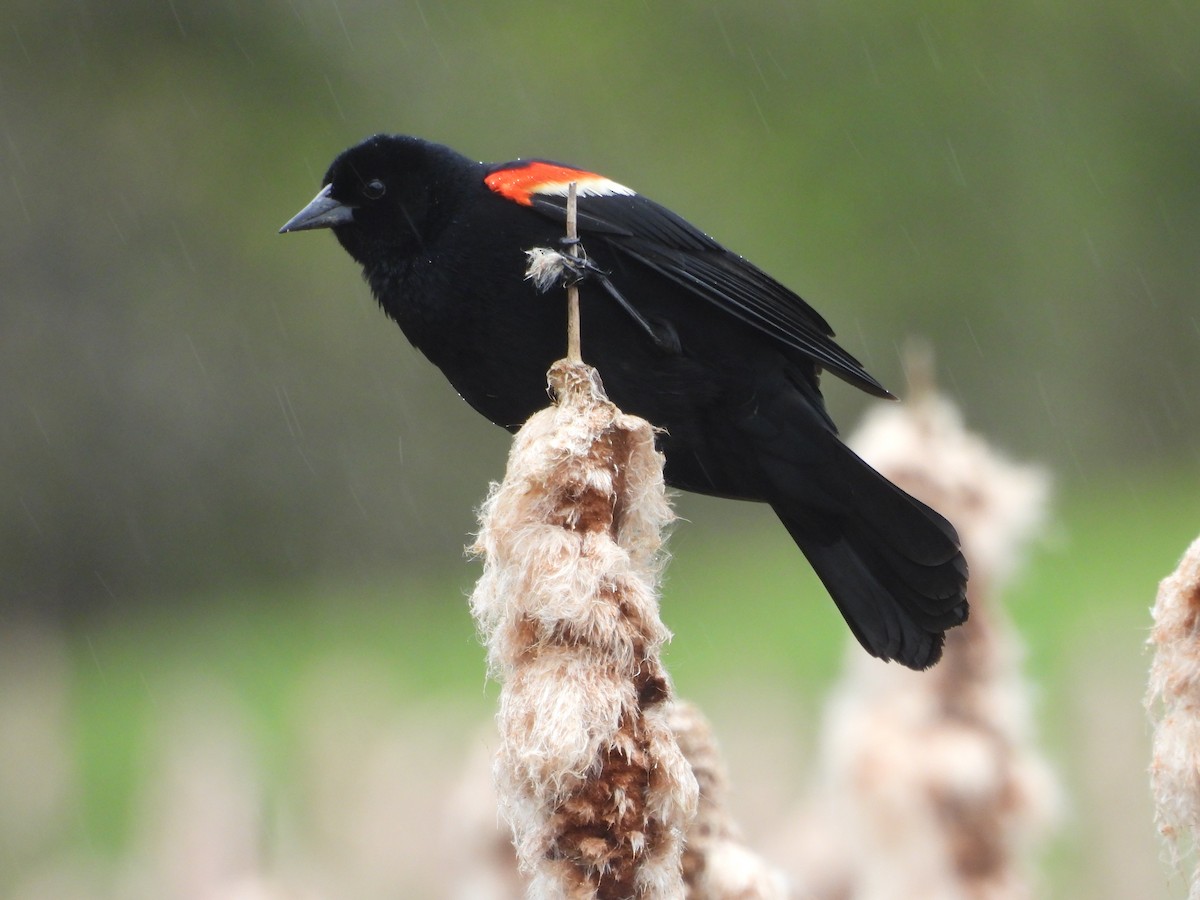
[281,134,968,669]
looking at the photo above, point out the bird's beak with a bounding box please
[279,184,355,233]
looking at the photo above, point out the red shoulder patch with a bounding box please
[485,161,635,207]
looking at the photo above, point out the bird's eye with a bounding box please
[363,179,386,200]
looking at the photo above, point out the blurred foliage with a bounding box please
[38,469,1195,897]
[2,0,1198,614]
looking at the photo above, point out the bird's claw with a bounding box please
[523,245,606,293]
[523,242,677,354]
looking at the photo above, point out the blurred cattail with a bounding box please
[470,359,698,898]
[1147,536,1200,897]
[667,701,789,900]
[121,679,276,900]
[444,735,531,900]
[447,700,787,900]
[0,627,77,867]
[783,343,1059,900]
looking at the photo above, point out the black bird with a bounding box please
[281,134,968,669]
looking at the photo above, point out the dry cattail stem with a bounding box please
[470,359,698,899]
[565,181,582,363]
[1147,536,1200,895]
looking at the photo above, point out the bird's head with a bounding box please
[279,134,462,267]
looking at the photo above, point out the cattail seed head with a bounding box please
[1147,536,1200,895]
[786,353,1058,899]
[470,359,697,899]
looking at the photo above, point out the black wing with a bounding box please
[527,189,892,399]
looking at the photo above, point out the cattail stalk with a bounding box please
[1147,536,1200,898]
[565,181,582,363]
[470,359,698,899]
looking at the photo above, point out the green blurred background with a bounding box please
[2,0,1198,896]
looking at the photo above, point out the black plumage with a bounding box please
[281,134,968,669]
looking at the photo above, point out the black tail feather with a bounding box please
[773,450,968,670]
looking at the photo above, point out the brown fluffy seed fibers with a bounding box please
[470,360,698,900]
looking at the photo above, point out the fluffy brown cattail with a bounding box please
[470,359,698,899]
[446,700,787,900]
[785,347,1059,900]
[1147,536,1200,897]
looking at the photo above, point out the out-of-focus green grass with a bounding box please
[68,569,491,854]
[64,465,1197,890]
[1009,466,1199,671]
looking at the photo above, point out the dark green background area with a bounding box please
[3,0,1197,612]
[1,1,1197,895]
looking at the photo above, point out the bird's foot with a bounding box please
[523,243,676,353]
[523,245,605,293]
